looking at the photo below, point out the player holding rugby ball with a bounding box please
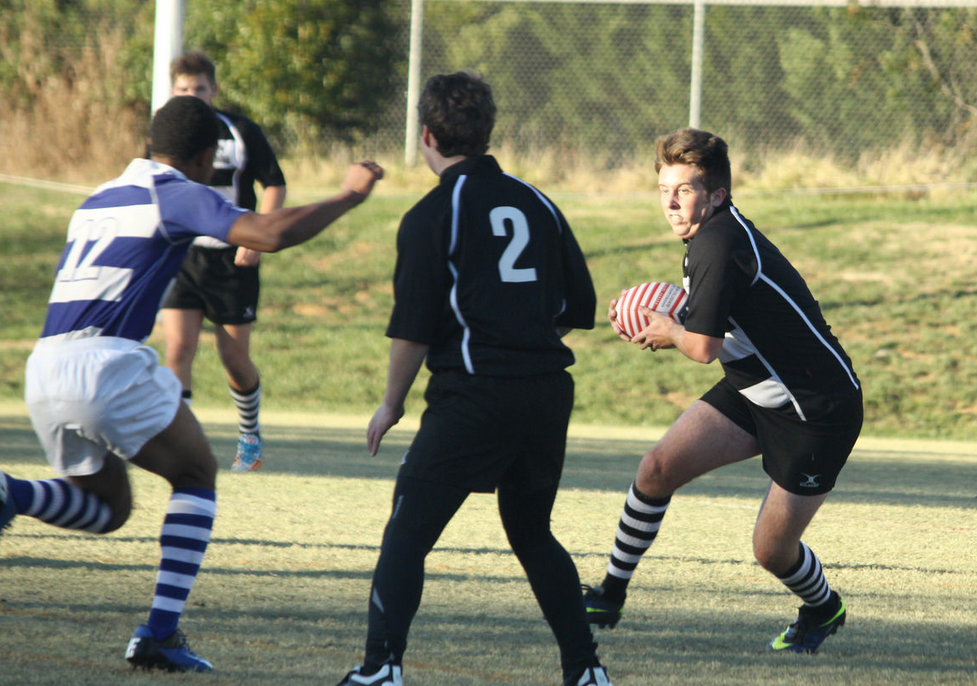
[586,128,862,655]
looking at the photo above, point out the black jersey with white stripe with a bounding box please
[387,155,596,376]
[682,203,859,420]
[211,109,285,209]
[193,110,285,249]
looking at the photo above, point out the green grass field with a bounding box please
[2,175,977,684]
[4,181,977,440]
[1,409,975,685]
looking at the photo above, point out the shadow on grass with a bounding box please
[2,415,975,511]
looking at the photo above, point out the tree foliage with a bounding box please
[184,0,402,148]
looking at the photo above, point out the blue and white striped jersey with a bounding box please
[39,158,248,343]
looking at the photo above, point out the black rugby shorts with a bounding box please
[162,246,259,325]
[701,378,863,495]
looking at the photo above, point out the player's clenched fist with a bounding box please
[342,161,384,200]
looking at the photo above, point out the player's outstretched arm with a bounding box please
[226,161,383,253]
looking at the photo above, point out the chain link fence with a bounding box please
[387,0,977,177]
[3,0,977,186]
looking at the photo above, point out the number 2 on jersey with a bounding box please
[489,206,538,283]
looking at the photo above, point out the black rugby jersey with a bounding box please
[682,203,859,420]
[387,155,596,376]
[194,110,285,249]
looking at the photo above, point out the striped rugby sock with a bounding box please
[5,476,112,533]
[146,488,216,640]
[602,482,671,600]
[230,381,260,436]
[778,541,832,606]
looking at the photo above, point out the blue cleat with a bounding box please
[0,472,17,533]
[582,584,624,629]
[769,591,846,654]
[232,433,263,471]
[125,624,213,672]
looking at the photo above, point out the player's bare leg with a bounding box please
[125,402,217,672]
[756,482,845,653]
[585,402,758,627]
[161,308,205,392]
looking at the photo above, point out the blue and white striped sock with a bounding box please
[5,476,113,533]
[146,488,216,640]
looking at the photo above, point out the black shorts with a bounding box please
[701,378,863,495]
[398,370,574,494]
[161,246,259,325]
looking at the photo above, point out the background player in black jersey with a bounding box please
[160,50,287,472]
[336,72,613,686]
[583,128,863,655]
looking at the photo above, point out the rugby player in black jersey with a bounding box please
[584,128,862,655]
[336,72,612,686]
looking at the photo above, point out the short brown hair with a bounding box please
[170,49,217,86]
[655,128,731,195]
[418,71,496,157]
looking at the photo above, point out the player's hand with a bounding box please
[234,246,261,267]
[342,161,384,202]
[632,306,677,351]
[367,401,405,456]
[608,294,631,341]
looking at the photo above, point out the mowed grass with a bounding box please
[4,180,977,439]
[1,410,975,686]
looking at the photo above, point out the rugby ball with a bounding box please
[616,282,688,338]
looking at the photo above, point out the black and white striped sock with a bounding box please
[229,381,260,436]
[778,541,831,606]
[602,482,671,600]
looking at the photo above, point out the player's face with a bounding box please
[171,74,217,106]
[658,164,725,240]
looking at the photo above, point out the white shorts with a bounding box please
[25,336,182,477]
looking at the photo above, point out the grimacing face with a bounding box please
[657,163,726,240]
[171,73,217,106]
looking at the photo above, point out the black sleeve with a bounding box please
[386,202,450,343]
[241,119,286,188]
[683,225,754,338]
[554,207,596,330]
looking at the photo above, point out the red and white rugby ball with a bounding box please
[616,282,688,338]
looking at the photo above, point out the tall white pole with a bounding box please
[689,0,705,128]
[405,0,424,166]
[151,0,185,114]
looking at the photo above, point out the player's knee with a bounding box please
[753,538,796,575]
[167,450,218,491]
[635,448,676,497]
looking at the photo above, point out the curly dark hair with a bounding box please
[418,71,496,157]
[149,96,220,163]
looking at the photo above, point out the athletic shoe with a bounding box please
[769,591,846,654]
[335,660,403,686]
[563,664,613,686]
[0,472,17,533]
[582,584,624,629]
[125,624,213,672]
[232,433,263,471]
